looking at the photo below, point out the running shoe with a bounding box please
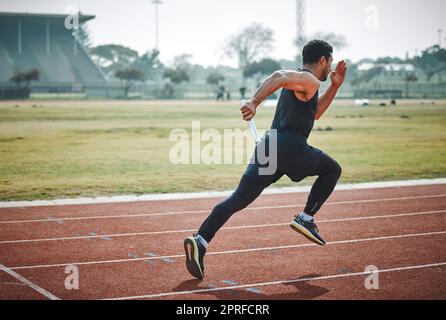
[184,233,207,279]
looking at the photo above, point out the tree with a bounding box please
[74,23,92,49]
[163,54,193,84]
[224,23,274,68]
[205,72,225,98]
[161,54,193,98]
[10,68,40,89]
[130,49,163,80]
[172,54,193,69]
[162,68,190,85]
[243,59,281,96]
[413,45,446,80]
[114,68,144,98]
[350,66,384,86]
[162,68,189,98]
[206,73,225,86]
[346,62,361,92]
[311,32,347,51]
[90,44,139,76]
[243,58,281,80]
[376,57,405,64]
[9,68,40,98]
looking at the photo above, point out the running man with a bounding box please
[184,40,347,279]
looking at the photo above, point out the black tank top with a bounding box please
[270,70,319,139]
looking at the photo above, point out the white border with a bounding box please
[1,178,445,208]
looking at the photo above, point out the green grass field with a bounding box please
[0,99,445,201]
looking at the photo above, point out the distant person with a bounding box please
[163,83,174,98]
[239,86,246,100]
[216,91,223,101]
[216,85,225,101]
[184,40,347,279]
[226,90,231,101]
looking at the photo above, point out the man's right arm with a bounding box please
[241,70,319,121]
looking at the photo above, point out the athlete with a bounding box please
[184,40,347,279]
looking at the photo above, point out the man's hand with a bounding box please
[316,60,347,120]
[330,60,347,88]
[240,100,256,121]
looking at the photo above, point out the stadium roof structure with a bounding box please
[0,11,110,97]
[0,11,95,23]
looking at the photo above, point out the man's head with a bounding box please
[302,40,333,81]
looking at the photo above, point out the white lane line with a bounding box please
[2,177,445,208]
[8,230,446,271]
[0,263,61,300]
[1,209,445,244]
[1,193,445,224]
[104,261,446,300]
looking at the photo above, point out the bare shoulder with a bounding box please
[275,70,320,94]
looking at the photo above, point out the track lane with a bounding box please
[0,193,445,241]
[1,211,444,274]
[3,231,444,300]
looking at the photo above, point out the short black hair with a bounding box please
[302,40,333,65]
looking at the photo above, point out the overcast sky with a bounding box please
[1,0,445,67]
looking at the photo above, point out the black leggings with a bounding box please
[198,138,342,243]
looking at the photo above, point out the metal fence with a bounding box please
[1,80,445,100]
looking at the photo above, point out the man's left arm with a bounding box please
[315,60,347,120]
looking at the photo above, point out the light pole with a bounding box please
[152,0,162,50]
[296,0,306,64]
[439,29,443,47]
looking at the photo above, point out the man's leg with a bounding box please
[184,164,283,279]
[303,151,342,216]
[289,149,342,245]
[198,164,283,244]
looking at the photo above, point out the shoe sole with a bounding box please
[290,221,325,246]
[184,237,204,279]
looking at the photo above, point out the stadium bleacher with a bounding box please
[0,12,108,97]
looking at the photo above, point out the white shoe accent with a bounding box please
[195,234,208,249]
[299,212,314,222]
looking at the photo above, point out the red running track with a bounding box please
[0,184,445,300]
